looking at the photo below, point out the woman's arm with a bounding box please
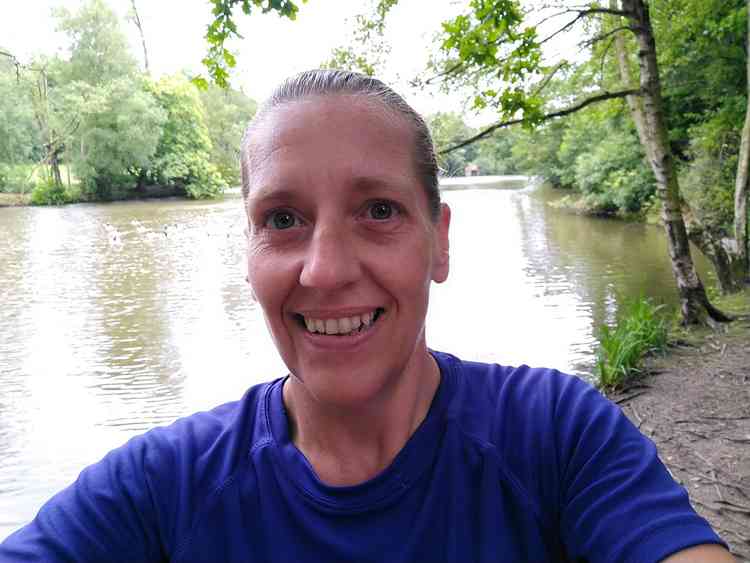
[662,544,735,562]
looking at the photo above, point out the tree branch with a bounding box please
[422,60,466,86]
[531,61,568,96]
[582,25,636,48]
[441,88,642,154]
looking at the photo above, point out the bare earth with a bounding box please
[612,319,750,562]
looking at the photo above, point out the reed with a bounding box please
[595,297,668,390]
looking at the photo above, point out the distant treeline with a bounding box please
[0,0,256,204]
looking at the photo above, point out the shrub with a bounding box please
[0,164,36,194]
[595,297,668,391]
[30,181,68,205]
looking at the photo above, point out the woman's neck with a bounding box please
[282,350,441,487]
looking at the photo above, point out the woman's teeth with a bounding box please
[302,310,379,335]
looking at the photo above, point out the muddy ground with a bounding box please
[612,315,750,561]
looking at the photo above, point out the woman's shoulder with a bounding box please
[135,378,281,481]
[432,350,597,432]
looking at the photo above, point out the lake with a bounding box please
[0,177,714,536]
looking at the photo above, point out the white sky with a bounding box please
[0,0,484,121]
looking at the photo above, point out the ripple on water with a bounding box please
[0,187,717,537]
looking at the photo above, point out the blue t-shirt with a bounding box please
[1,351,724,562]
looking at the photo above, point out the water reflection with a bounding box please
[0,181,714,536]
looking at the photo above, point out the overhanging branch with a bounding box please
[582,25,636,47]
[441,88,642,154]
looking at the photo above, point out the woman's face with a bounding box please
[244,95,450,407]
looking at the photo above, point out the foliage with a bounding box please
[199,0,303,88]
[595,297,669,391]
[474,130,518,175]
[321,0,396,76]
[438,0,543,122]
[148,77,226,199]
[570,121,655,215]
[427,112,478,176]
[3,2,260,203]
[681,120,740,231]
[509,120,567,186]
[198,84,257,185]
[0,59,40,168]
[30,179,68,205]
[651,0,747,235]
[60,78,167,199]
[52,0,138,86]
[0,164,36,194]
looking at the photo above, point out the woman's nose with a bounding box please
[299,224,362,290]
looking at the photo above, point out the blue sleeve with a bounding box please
[554,375,726,563]
[0,433,167,563]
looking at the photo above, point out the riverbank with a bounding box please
[0,193,31,206]
[0,186,199,208]
[612,291,750,561]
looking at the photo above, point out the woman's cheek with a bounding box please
[247,245,297,299]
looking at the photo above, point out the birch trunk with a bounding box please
[611,0,651,160]
[620,0,730,324]
[734,0,750,281]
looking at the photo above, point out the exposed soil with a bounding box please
[612,315,750,561]
[0,192,31,207]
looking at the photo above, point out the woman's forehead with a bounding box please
[245,95,417,181]
[251,95,411,148]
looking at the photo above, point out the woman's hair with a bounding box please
[240,69,441,221]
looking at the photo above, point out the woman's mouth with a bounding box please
[295,308,385,336]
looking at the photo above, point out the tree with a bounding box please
[147,76,226,199]
[128,0,150,75]
[61,78,166,199]
[198,84,257,186]
[427,112,478,176]
[53,0,138,86]
[431,0,733,325]
[630,0,748,293]
[321,0,397,76]
[0,51,76,193]
[735,0,750,280]
[0,51,40,192]
[198,0,303,88]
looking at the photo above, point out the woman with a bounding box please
[0,70,733,562]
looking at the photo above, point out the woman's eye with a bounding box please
[368,201,394,221]
[265,211,299,230]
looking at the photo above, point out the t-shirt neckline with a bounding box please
[265,350,456,514]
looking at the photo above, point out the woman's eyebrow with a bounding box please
[246,188,299,208]
[350,175,413,195]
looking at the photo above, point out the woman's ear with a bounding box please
[431,203,451,284]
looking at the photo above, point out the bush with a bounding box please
[0,164,36,194]
[573,128,656,215]
[595,297,668,391]
[30,181,68,205]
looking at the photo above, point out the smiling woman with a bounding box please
[0,70,734,563]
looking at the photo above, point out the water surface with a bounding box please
[0,179,714,536]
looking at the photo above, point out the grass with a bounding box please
[595,296,669,391]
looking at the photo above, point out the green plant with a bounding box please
[595,297,669,391]
[30,181,68,205]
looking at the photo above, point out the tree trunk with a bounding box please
[614,0,745,294]
[130,0,150,75]
[620,0,731,324]
[611,1,652,160]
[684,216,743,294]
[33,69,62,189]
[734,0,750,281]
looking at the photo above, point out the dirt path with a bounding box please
[613,319,750,561]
